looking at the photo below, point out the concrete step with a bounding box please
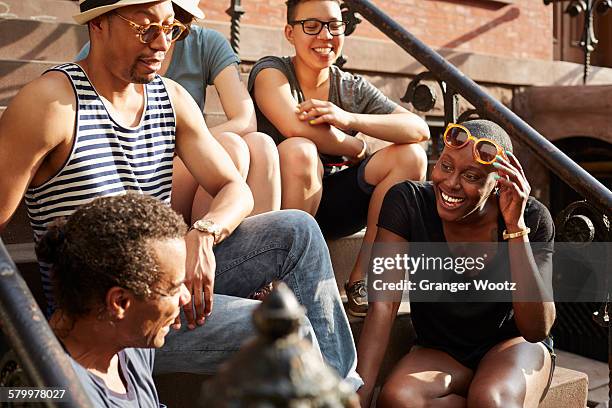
[0,19,88,62]
[0,0,79,24]
[540,367,589,408]
[0,59,57,106]
[556,349,609,406]
[2,201,33,246]
[327,231,364,297]
[204,111,228,128]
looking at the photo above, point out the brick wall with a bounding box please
[198,0,552,61]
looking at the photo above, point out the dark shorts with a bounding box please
[315,155,375,239]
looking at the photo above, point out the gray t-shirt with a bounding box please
[247,56,398,167]
[69,348,163,408]
[75,25,239,111]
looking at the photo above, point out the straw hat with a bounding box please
[73,0,204,25]
[172,0,205,19]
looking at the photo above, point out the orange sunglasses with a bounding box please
[443,123,506,165]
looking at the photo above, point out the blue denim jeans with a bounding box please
[155,210,362,389]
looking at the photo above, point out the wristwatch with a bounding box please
[190,219,222,244]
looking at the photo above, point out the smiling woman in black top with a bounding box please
[356,120,556,408]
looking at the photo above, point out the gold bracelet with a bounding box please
[502,227,531,240]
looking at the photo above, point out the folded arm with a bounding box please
[298,101,430,145]
[253,68,364,158]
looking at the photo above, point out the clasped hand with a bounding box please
[296,99,354,132]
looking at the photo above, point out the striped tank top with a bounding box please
[25,63,176,310]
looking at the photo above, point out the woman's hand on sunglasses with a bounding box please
[296,99,354,132]
[492,152,531,231]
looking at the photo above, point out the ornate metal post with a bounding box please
[226,0,245,55]
[543,0,612,84]
[334,2,362,68]
[204,282,359,407]
[556,202,611,407]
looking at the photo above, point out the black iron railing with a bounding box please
[345,0,612,216]
[0,240,91,407]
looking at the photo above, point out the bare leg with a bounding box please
[348,143,427,285]
[191,131,250,222]
[278,137,324,215]
[243,131,281,215]
[377,346,473,408]
[467,337,552,408]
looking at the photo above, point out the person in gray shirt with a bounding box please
[248,0,430,317]
[37,194,191,407]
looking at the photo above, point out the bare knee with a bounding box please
[378,379,427,408]
[278,137,320,183]
[393,143,427,181]
[243,132,279,168]
[468,384,522,408]
[217,131,250,178]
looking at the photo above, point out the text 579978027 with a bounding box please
[0,387,68,402]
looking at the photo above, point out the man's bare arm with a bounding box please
[0,72,76,231]
[209,64,257,136]
[165,78,253,237]
[253,68,364,158]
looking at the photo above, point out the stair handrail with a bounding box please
[345,0,612,216]
[0,240,92,407]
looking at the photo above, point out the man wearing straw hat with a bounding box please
[0,0,362,390]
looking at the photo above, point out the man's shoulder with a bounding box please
[17,70,75,106]
[1,69,76,137]
[160,76,190,102]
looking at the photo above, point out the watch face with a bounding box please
[194,220,219,238]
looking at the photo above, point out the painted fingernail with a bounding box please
[495,155,504,161]
[492,162,502,168]
[506,150,514,156]
[493,174,500,180]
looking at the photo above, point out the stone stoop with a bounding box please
[327,230,365,298]
[539,367,588,408]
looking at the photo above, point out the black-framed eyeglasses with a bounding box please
[113,12,187,44]
[289,18,347,36]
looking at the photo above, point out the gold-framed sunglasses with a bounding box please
[113,12,187,44]
[443,123,506,165]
